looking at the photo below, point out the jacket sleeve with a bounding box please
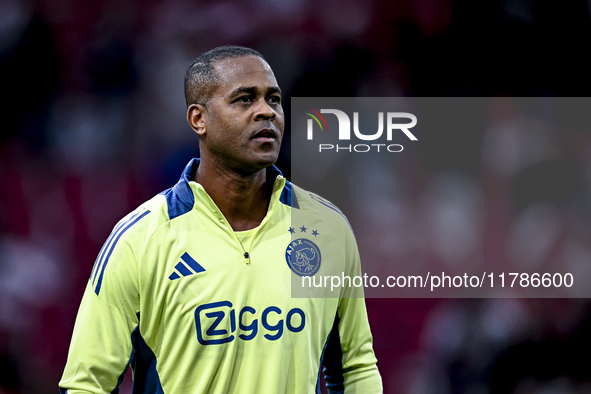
[59,212,145,394]
[322,225,383,394]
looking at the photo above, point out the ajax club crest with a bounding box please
[285,238,322,276]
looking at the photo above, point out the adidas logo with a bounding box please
[169,252,205,280]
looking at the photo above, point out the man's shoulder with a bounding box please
[117,170,199,242]
[107,193,173,246]
[289,182,353,235]
[88,193,172,296]
[291,183,343,214]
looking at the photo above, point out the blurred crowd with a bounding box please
[1,0,591,393]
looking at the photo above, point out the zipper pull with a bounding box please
[244,252,250,264]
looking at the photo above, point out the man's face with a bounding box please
[195,56,284,174]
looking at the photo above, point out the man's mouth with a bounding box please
[252,128,277,142]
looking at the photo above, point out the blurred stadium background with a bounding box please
[1,0,591,393]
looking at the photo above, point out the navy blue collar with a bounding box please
[164,158,297,219]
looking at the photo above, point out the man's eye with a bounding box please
[268,96,281,105]
[237,96,253,103]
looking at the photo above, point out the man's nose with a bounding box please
[254,100,276,120]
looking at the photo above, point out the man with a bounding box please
[59,45,382,393]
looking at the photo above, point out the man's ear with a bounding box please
[187,104,206,136]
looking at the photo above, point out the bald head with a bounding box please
[184,45,266,106]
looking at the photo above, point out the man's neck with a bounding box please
[194,159,271,232]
